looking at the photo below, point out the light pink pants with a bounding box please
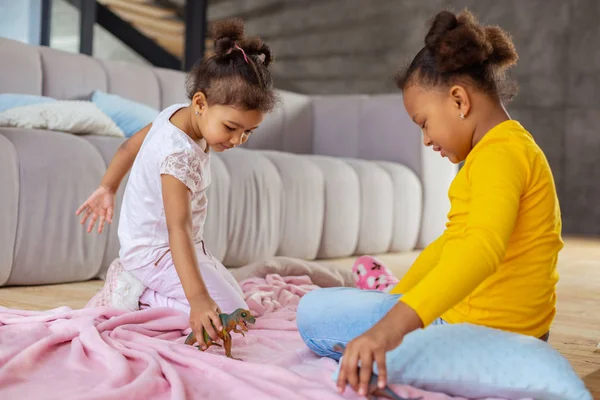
[129,241,247,314]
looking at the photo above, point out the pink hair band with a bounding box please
[234,44,249,64]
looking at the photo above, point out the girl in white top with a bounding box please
[76,19,278,349]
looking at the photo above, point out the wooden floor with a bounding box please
[0,237,598,398]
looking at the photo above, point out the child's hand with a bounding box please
[337,325,394,396]
[336,301,423,396]
[189,293,223,349]
[76,185,115,233]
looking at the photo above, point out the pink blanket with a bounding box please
[0,274,469,400]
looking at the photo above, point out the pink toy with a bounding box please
[352,255,399,291]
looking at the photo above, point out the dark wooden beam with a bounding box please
[79,0,96,55]
[183,0,208,71]
[40,0,52,46]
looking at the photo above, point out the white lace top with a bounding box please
[118,103,211,269]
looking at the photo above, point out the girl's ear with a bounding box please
[192,91,208,115]
[449,85,471,118]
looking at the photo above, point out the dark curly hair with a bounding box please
[395,9,519,102]
[185,18,278,113]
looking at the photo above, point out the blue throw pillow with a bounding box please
[0,93,56,112]
[333,323,592,400]
[91,91,159,137]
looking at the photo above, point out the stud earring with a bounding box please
[195,111,199,115]
[460,112,465,119]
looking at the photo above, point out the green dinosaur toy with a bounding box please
[333,343,422,400]
[184,308,256,360]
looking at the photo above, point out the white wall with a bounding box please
[0,0,42,45]
[50,0,149,65]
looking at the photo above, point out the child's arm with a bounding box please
[76,123,152,233]
[399,144,527,326]
[100,123,152,193]
[161,173,222,345]
[388,233,446,294]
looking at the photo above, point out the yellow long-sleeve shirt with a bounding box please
[390,120,563,338]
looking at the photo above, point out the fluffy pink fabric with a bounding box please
[0,274,493,400]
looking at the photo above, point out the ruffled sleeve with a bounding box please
[159,149,204,193]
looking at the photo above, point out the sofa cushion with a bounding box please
[244,90,313,154]
[38,46,107,100]
[0,129,107,285]
[101,60,161,110]
[311,95,363,159]
[153,67,188,110]
[0,38,43,95]
[344,158,395,255]
[260,151,325,260]
[203,154,230,262]
[308,155,360,259]
[218,149,282,267]
[311,94,458,249]
[375,162,422,252]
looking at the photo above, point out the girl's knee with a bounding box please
[297,287,355,339]
[297,289,332,337]
[297,287,402,343]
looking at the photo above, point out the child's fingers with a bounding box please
[336,362,347,393]
[346,349,358,392]
[210,311,223,331]
[358,351,373,396]
[107,206,113,224]
[374,350,387,388]
[97,215,106,233]
[338,348,358,393]
[203,314,219,342]
[86,213,98,233]
[80,208,91,225]
[194,326,208,350]
[75,202,87,216]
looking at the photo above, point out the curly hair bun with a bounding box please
[211,18,273,67]
[425,10,518,73]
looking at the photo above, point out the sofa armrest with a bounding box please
[0,129,108,286]
[0,133,18,285]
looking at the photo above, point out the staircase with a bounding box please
[66,0,212,71]
[63,0,304,92]
[97,0,213,61]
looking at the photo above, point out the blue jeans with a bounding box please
[296,287,446,360]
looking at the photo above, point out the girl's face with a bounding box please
[194,99,265,152]
[402,84,475,164]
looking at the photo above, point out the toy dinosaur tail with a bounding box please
[184,332,196,346]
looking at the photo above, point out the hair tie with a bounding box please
[234,44,249,64]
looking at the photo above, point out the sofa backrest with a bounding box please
[0,37,449,172]
[0,37,456,256]
[0,37,316,154]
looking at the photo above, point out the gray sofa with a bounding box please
[0,37,457,287]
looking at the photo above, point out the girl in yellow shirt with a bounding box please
[296,9,563,397]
